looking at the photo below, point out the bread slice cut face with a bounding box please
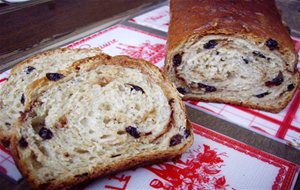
[0,48,103,145]
[166,35,299,113]
[11,54,193,190]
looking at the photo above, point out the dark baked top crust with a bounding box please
[168,0,295,56]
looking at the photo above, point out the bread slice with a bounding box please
[165,0,300,113]
[0,48,103,146]
[11,54,193,190]
[166,35,300,113]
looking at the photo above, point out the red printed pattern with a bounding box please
[146,144,231,190]
[99,123,298,190]
[117,40,166,63]
[192,124,298,190]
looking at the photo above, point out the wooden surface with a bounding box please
[0,0,164,70]
[0,0,299,189]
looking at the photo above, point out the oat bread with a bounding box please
[11,54,193,190]
[0,48,103,145]
[165,0,299,113]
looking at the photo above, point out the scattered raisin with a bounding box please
[287,84,295,91]
[25,66,36,74]
[46,73,65,81]
[265,38,278,50]
[170,134,183,146]
[111,154,121,158]
[265,71,284,87]
[125,126,140,138]
[255,92,270,98]
[176,87,188,94]
[4,122,11,127]
[39,127,53,140]
[173,54,182,67]
[145,132,152,136]
[18,137,28,148]
[198,83,217,92]
[203,40,217,49]
[1,140,10,148]
[243,58,249,64]
[75,173,88,177]
[286,26,291,35]
[184,129,191,138]
[252,51,266,59]
[128,84,145,94]
[20,94,25,105]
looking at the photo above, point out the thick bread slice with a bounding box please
[165,0,299,113]
[0,48,103,145]
[11,54,193,190]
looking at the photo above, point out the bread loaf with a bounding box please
[0,48,103,146]
[11,54,193,190]
[165,0,299,113]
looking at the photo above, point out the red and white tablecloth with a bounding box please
[86,123,299,190]
[0,21,299,188]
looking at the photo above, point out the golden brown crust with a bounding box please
[167,0,295,55]
[11,54,193,190]
[11,140,193,190]
[10,48,102,74]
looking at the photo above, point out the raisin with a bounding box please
[265,71,284,87]
[125,126,140,138]
[46,73,65,81]
[287,84,295,91]
[1,140,10,148]
[184,129,191,138]
[170,134,183,146]
[4,122,11,127]
[25,66,36,74]
[145,132,152,136]
[173,54,182,67]
[39,127,53,140]
[75,173,88,177]
[203,40,217,49]
[243,58,249,64]
[20,94,25,105]
[265,38,278,50]
[255,92,270,98]
[176,87,188,94]
[252,51,266,59]
[19,137,28,148]
[198,83,217,92]
[286,26,291,35]
[128,84,145,94]
[111,154,121,158]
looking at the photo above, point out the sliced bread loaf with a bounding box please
[11,54,193,190]
[0,48,103,145]
[165,0,299,113]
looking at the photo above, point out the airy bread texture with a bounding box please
[165,0,299,113]
[11,54,193,190]
[0,48,103,145]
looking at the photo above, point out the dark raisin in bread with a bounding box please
[11,54,193,190]
[0,48,103,146]
[165,0,299,113]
